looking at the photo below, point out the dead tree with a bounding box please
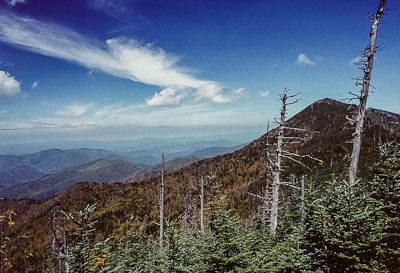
[349,0,386,187]
[159,154,165,246]
[250,88,322,234]
[300,175,305,228]
[183,181,200,236]
[49,206,69,273]
[269,88,288,233]
[200,176,205,235]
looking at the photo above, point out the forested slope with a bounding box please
[2,99,400,272]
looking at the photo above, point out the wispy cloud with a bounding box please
[259,90,270,97]
[295,53,316,66]
[0,12,247,105]
[85,0,130,21]
[349,56,365,65]
[31,81,38,90]
[0,61,13,67]
[0,70,21,99]
[56,104,93,118]
[5,0,26,7]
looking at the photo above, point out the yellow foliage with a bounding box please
[90,252,110,270]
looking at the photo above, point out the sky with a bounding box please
[0,0,399,144]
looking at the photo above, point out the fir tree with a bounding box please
[61,204,110,273]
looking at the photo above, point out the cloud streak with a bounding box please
[5,0,26,7]
[349,56,365,65]
[0,12,247,105]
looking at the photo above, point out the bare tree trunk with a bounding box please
[270,88,288,234]
[63,224,69,273]
[301,175,305,228]
[0,220,4,273]
[159,154,165,247]
[200,176,205,235]
[50,207,61,272]
[349,0,386,187]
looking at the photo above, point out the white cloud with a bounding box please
[0,70,21,99]
[106,38,205,88]
[272,64,278,69]
[32,81,38,89]
[0,13,203,89]
[295,53,316,66]
[5,0,26,7]
[146,88,182,107]
[195,83,249,103]
[0,12,249,105]
[259,90,270,97]
[0,110,7,119]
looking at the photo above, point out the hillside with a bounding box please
[0,148,133,188]
[0,142,247,188]
[0,156,203,200]
[2,98,400,271]
[0,159,140,200]
[185,144,247,159]
[128,156,201,182]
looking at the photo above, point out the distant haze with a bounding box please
[0,125,264,145]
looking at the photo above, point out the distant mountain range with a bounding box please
[0,132,261,155]
[0,139,249,189]
[0,159,140,200]
[0,156,205,200]
[0,148,135,188]
[0,140,246,200]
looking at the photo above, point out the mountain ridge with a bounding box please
[0,158,140,200]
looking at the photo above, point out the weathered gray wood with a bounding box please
[159,154,165,246]
[301,175,305,228]
[200,176,204,235]
[349,0,386,187]
[270,88,288,233]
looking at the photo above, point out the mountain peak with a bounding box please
[311,98,348,107]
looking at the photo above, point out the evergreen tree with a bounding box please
[106,225,168,273]
[61,204,110,273]
[369,142,400,272]
[305,178,384,272]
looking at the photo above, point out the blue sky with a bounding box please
[0,0,399,143]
